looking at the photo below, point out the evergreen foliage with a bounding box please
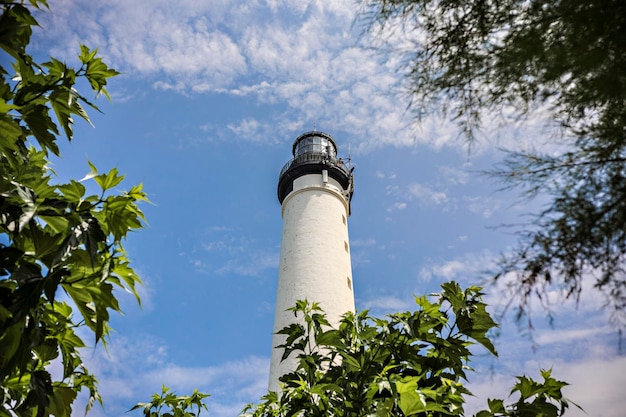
[360,0,626,325]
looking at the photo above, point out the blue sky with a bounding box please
[23,1,624,416]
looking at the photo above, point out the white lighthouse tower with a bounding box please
[269,131,355,392]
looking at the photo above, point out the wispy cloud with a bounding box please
[386,201,407,212]
[36,0,571,155]
[375,170,397,180]
[408,183,448,206]
[534,324,614,346]
[464,195,502,218]
[175,224,279,277]
[351,238,377,247]
[31,0,434,151]
[359,295,414,313]
[77,333,269,417]
[438,164,470,185]
[465,347,625,417]
[418,251,498,287]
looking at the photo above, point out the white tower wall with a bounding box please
[269,172,355,392]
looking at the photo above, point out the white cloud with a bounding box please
[557,355,626,417]
[438,165,469,185]
[360,295,414,313]
[375,170,397,179]
[408,183,448,206]
[192,230,279,277]
[387,201,407,212]
[227,118,266,142]
[76,333,269,417]
[465,353,626,417]
[534,324,614,346]
[34,0,420,151]
[419,251,497,283]
[351,238,377,247]
[485,266,612,319]
[215,251,279,276]
[464,195,502,218]
[34,0,574,154]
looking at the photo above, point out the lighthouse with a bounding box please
[269,131,355,392]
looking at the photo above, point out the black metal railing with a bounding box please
[279,152,350,178]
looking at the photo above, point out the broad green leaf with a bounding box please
[340,352,361,370]
[78,44,98,64]
[0,4,36,59]
[315,329,344,348]
[94,168,123,191]
[38,215,69,234]
[111,256,142,302]
[396,377,426,416]
[48,385,78,417]
[57,180,86,202]
[0,97,18,113]
[487,398,505,413]
[22,103,60,155]
[0,115,23,153]
[41,58,72,81]
[69,89,94,126]
[49,87,75,140]
[0,323,22,369]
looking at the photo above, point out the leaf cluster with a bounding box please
[133,284,576,417]
[475,369,579,417]
[1,1,118,157]
[243,282,575,417]
[1,2,144,416]
[360,0,626,327]
[130,386,210,417]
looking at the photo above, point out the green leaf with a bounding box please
[81,46,120,100]
[78,44,98,65]
[79,216,105,266]
[57,180,86,202]
[22,103,60,155]
[487,398,505,413]
[68,88,94,126]
[315,329,344,348]
[94,167,124,191]
[340,352,361,370]
[38,215,69,234]
[513,375,543,400]
[48,385,78,417]
[0,323,22,370]
[0,98,18,114]
[0,4,36,59]
[396,376,426,416]
[48,87,74,140]
[0,115,23,153]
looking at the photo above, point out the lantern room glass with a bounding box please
[294,135,336,159]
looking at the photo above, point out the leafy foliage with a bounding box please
[1,1,145,416]
[242,283,575,417]
[476,369,577,417]
[360,0,626,326]
[130,386,210,417]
